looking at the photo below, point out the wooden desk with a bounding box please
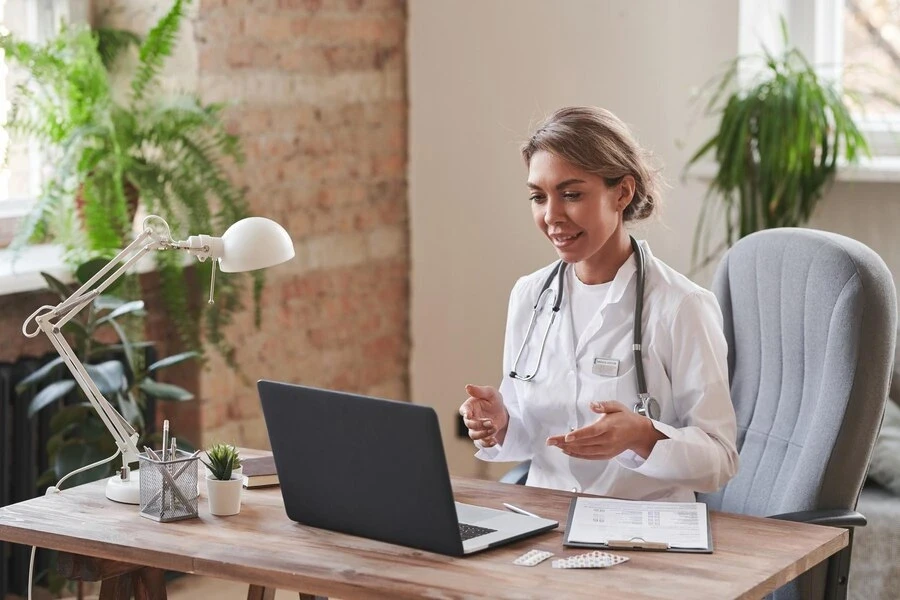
[0,452,846,600]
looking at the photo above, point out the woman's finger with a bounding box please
[469,427,497,441]
[463,416,493,430]
[561,447,618,460]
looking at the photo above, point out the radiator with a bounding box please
[1,355,55,599]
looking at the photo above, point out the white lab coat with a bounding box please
[476,240,738,502]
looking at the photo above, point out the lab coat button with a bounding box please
[571,487,579,493]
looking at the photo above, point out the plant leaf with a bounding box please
[40,272,74,301]
[97,300,145,323]
[15,357,66,391]
[53,441,114,487]
[138,379,194,401]
[93,296,127,310]
[147,351,199,372]
[28,380,77,417]
[85,360,129,395]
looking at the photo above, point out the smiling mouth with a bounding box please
[550,232,583,248]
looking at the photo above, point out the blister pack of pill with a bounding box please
[551,550,629,569]
[513,549,555,566]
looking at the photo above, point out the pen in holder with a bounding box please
[139,448,200,522]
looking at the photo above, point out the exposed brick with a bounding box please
[55,0,410,451]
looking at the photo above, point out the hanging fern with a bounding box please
[1,0,263,361]
[131,0,186,103]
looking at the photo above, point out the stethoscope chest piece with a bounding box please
[634,393,661,421]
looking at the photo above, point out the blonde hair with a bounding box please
[521,106,662,222]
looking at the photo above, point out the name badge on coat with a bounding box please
[592,357,619,377]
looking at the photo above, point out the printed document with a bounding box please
[567,497,710,550]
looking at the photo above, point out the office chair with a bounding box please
[499,228,897,600]
[698,228,896,600]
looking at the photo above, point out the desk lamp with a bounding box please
[22,215,295,504]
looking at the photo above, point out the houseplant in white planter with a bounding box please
[202,443,243,516]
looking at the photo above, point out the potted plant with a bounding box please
[15,264,199,489]
[0,0,262,362]
[685,20,872,271]
[201,443,243,516]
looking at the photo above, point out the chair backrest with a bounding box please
[699,228,897,518]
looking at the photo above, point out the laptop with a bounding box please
[257,380,558,556]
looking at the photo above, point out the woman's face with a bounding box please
[527,150,632,272]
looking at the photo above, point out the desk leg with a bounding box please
[132,567,167,600]
[98,575,132,600]
[57,553,167,600]
[246,586,328,600]
[247,585,275,600]
[97,567,167,600]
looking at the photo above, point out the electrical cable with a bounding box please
[27,448,122,600]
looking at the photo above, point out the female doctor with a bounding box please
[459,106,738,502]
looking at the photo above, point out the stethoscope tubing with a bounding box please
[510,236,650,398]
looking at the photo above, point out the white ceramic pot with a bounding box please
[206,475,243,516]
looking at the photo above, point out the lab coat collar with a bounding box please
[572,239,650,357]
[602,238,650,308]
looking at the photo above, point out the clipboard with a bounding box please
[562,497,714,554]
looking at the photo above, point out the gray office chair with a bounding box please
[500,228,897,600]
[698,228,896,600]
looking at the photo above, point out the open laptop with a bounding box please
[257,380,558,556]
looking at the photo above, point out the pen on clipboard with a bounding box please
[606,539,669,550]
[503,503,541,519]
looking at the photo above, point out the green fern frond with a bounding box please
[130,0,188,104]
[95,27,142,70]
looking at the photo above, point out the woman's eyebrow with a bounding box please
[526,178,586,190]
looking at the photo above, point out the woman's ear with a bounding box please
[617,175,636,210]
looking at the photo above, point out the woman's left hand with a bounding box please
[546,401,665,460]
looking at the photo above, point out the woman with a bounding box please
[459,106,738,502]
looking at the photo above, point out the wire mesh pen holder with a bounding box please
[138,450,200,522]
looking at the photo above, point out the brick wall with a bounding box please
[192,0,409,447]
[0,0,408,452]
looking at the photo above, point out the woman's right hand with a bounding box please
[459,384,509,448]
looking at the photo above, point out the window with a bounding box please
[0,0,69,247]
[842,0,900,156]
[741,0,900,160]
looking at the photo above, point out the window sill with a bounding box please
[0,244,70,296]
[688,157,900,184]
[0,244,161,297]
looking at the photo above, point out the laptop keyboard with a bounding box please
[458,523,497,541]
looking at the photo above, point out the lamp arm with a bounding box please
[44,324,141,465]
[21,225,172,470]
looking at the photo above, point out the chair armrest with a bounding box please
[499,460,531,485]
[768,509,867,528]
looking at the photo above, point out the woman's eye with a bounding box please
[563,192,582,201]
[529,195,545,204]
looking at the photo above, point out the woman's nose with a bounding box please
[544,196,565,225]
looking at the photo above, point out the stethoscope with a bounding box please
[509,236,661,421]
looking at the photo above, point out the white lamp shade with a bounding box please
[218,217,295,273]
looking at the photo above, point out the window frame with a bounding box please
[0,0,79,247]
[796,0,899,157]
[740,0,900,159]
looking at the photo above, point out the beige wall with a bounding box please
[409,0,741,479]
[409,0,900,480]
